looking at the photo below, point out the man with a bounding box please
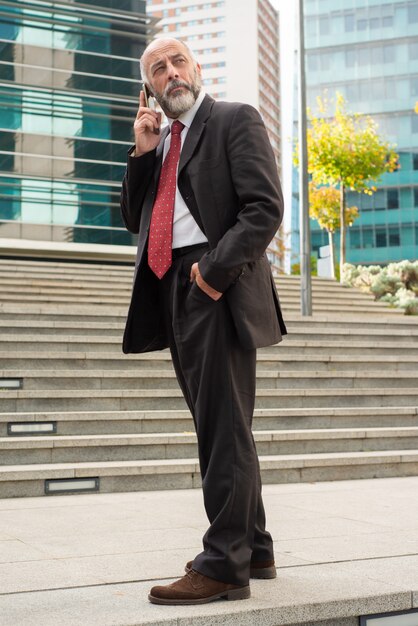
[120,37,287,605]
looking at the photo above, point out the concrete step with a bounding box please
[0,259,348,284]
[1,449,418,497]
[0,302,127,322]
[0,274,134,287]
[2,387,418,412]
[1,351,418,372]
[0,278,378,301]
[2,427,418,466]
[0,284,132,297]
[0,258,132,274]
[3,368,418,390]
[1,334,416,355]
[260,340,418,355]
[0,290,398,314]
[0,293,132,305]
[0,320,126,336]
[2,406,418,436]
[1,318,416,341]
[0,301,409,323]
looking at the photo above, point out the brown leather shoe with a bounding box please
[185,559,276,579]
[149,569,250,605]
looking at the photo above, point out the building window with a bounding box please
[360,193,373,211]
[408,3,418,22]
[362,228,374,248]
[345,83,358,101]
[350,229,361,249]
[372,79,385,99]
[306,17,316,37]
[376,229,387,247]
[412,115,418,134]
[345,14,355,32]
[387,189,399,209]
[371,46,383,64]
[357,18,368,30]
[382,15,393,27]
[410,42,418,60]
[358,48,369,66]
[308,53,319,71]
[388,226,401,247]
[319,16,329,35]
[321,53,331,71]
[346,50,356,67]
[383,44,395,63]
[414,188,418,206]
[413,155,418,170]
[374,190,385,210]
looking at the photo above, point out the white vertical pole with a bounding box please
[297,0,312,316]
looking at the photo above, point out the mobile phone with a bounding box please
[142,84,159,134]
[142,84,156,110]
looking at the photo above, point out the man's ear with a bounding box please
[196,62,202,76]
[145,82,154,97]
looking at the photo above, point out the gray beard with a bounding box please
[155,73,202,117]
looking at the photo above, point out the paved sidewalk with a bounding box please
[1,477,418,625]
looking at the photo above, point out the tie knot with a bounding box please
[171,120,184,136]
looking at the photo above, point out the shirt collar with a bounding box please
[166,90,206,130]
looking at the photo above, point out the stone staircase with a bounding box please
[1,257,418,498]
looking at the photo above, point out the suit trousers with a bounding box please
[158,243,274,586]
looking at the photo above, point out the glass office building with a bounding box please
[0,0,156,246]
[292,0,418,266]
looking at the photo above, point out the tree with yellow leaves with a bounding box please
[294,93,398,280]
[309,183,359,279]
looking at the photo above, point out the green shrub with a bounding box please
[342,260,418,315]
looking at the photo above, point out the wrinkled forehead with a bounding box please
[143,40,192,72]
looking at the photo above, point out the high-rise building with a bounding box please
[0,1,156,249]
[291,0,418,267]
[147,0,284,271]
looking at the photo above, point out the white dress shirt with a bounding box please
[165,90,208,248]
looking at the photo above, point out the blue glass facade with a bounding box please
[292,0,418,266]
[0,0,155,246]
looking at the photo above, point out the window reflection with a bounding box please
[0,0,150,246]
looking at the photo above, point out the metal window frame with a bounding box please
[7,421,57,436]
[44,477,100,495]
[360,608,418,626]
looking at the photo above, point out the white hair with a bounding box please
[139,37,198,86]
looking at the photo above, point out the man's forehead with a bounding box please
[144,40,190,66]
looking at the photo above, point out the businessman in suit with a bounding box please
[120,37,286,605]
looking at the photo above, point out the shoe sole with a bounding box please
[184,564,277,580]
[251,566,277,579]
[148,585,251,605]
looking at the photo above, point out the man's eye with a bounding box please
[154,66,164,74]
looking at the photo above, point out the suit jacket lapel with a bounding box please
[178,94,214,176]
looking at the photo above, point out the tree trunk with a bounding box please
[339,182,346,283]
[328,230,335,280]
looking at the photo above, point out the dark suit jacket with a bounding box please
[120,94,287,354]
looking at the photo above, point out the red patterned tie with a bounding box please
[148,120,185,279]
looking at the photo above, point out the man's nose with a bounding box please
[166,62,179,80]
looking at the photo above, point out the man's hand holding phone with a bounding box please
[132,87,162,157]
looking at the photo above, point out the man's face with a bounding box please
[143,40,202,118]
